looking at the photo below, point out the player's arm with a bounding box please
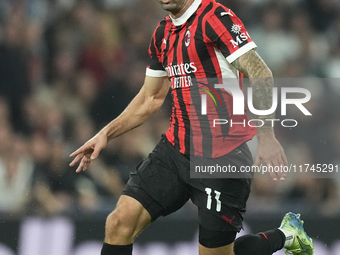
[69,75,170,172]
[231,49,274,133]
[102,75,170,140]
[232,50,288,181]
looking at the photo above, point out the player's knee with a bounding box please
[199,225,237,248]
[234,234,263,255]
[105,210,135,240]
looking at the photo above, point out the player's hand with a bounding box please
[69,132,108,173]
[254,131,288,182]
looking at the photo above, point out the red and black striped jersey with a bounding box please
[146,0,257,158]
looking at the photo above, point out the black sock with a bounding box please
[101,243,133,255]
[234,229,285,255]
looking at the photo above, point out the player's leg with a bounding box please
[191,142,314,255]
[198,217,314,255]
[101,135,190,255]
[191,143,283,255]
[197,223,290,255]
[234,212,315,255]
[104,195,152,245]
[198,226,237,255]
[192,176,252,255]
[233,230,285,255]
[188,143,254,255]
[198,230,284,255]
[101,195,152,255]
[198,213,314,255]
[197,223,282,255]
[199,231,284,255]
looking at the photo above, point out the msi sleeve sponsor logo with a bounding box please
[230,32,250,48]
[165,62,197,77]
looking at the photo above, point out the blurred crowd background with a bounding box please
[0,0,340,220]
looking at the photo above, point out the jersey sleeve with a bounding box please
[146,22,168,78]
[205,7,257,63]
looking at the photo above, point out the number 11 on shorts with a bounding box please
[205,188,221,212]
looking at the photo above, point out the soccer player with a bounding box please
[69,0,314,254]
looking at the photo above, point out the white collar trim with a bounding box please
[170,0,202,26]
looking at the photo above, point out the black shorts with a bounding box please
[122,135,253,232]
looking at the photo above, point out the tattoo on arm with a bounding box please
[232,50,275,133]
[251,78,275,132]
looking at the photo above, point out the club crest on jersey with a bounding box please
[185,29,191,47]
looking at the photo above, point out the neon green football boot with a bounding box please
[279,212,314,255]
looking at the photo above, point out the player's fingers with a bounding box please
[90,144,103,160]
[273,151,288,179]
[83,162,89,172]
[266,158,279,181]
[278,172,285,181]
[281,153,288,179]
[69,154,84,167]
[75,157,87,173]
[70,142,91,158]
[69,145,87,158]
[277,167,285,181]
[280,154,288,178]
[268,169,278,182]
[274,157,286,181]
[76,160,84,173]
[266,150,287,181]
[84,156,92,171]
